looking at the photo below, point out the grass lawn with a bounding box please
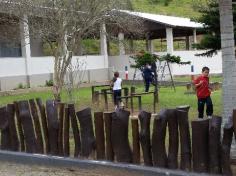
[0,84,222,120]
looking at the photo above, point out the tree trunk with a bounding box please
[176,108,191,171]
[166,109,178,169]
[138,110,152,166]
[76,108,96,158]
[29,99,44,154]
[208,116,222,174]
[68,104,81,157]
[111,109,132,163]
[221,123,233,176]
[94,112,105,160]
[191,118,209,173]
[46,100,59,155]
[18,101,37,153]
[152,111,168,168]
[219,0,236,128]
[7,104,19,151]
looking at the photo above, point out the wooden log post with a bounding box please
[94,112,105,160]
[18,100,37,153]
[130,86,135,114]
[91,86,95,103]
[131,118,140,164]
[0,107,11,150]
[124,87,129,108]
[7,104,19,151]
[104,112,114,161]
[208,116,222,174]
[221,123,233,176]
[152,111,168,168]
[36,98,49,154]
[94,91,100,105]
[176,109,191,171]
[63,107,70,157]
[14,102,25,152]
[191,118,209,173]
[166,109,179,169]
[46,100,59,155]
[138,110,152,166]
[29,99,44,154]
[68,104,81,157]
[111,109,132,163]
[76,108,96,158]
[102,89,109,111]
[58,103,65,156]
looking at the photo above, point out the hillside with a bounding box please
[131,0,206,18]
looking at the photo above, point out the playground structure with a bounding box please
[0,98,234,175]
[91,84,158,113]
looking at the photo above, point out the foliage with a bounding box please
[194,0,236,57]
[130,52,190,69]
[45,79,53,87]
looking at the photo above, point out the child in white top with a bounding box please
[111,71,122,108]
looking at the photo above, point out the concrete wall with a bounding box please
[158,50,222,75]
[0,55,109,91]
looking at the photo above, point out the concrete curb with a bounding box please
[0,150,217,176]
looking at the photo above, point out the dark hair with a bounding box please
[202,66,210,72]
[114,71,119,78]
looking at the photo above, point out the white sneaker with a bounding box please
[207,116,212,119]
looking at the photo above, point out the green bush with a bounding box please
[45,79,53,87]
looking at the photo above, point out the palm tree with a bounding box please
[219,0,236,124]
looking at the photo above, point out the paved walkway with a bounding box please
[0,161,141,176]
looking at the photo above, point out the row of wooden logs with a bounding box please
[0,100,233,175]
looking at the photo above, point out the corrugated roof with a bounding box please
[120,10,203,29]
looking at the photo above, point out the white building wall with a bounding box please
[158,50,222,75]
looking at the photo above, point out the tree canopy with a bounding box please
[194,0,236,57]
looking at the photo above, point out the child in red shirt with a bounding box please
[193,67,213,118]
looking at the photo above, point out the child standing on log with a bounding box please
[193,66,213,118]
[110,71,123,109]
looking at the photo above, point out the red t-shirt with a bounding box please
[193,75,211,99]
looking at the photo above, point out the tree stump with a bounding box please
[7,104,19,151]
[152,111,168,168]
[166,109,179,169]
[68,104,81,157]
[104,112,114,161]
[14,102,25,152]
[176,109,191,171]
[18,100,37,153]
[111,109,132,163]
[63,107,70,157]
[209,116,222,174]
[29,99,44,154]
[221,123,233,176]
[76,108,96,158]
[94,112,105,160]
[0,106,11,150]
[36,98,49,154]
[131,118,140,164]
[46,100,59,155]
[138,110,152,166]
[192,118,209,173]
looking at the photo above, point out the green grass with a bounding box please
[173,74,222,83]
[131,0,203,18]
[0,84,222,120]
